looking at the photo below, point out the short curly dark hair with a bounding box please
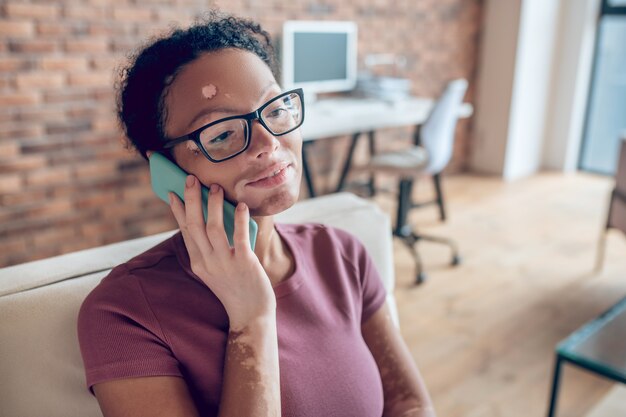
[116,10,279,161]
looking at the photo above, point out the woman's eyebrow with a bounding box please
[187,106,241,129]
[186,81,280,129]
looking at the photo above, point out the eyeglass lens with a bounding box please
[198,92,303,160]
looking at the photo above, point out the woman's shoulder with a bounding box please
[77,230,227,345]
[79,232,186,314]
[123,231,183,273]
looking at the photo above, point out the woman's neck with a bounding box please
[252,216,276,263]
[252,216,293,287]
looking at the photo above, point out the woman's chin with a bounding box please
[246,187,300,217]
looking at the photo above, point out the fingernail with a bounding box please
[186,175,195,187]
[237,202,247,211]
[210,184,219,194]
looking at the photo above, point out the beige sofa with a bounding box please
[0,192,397,417]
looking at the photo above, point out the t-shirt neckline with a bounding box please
[272,223,305,298]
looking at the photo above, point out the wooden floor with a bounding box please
[368,172,626,417]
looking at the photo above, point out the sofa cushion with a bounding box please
[0,271,106,417]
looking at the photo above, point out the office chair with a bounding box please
[352,78,469,284]
[595,136,626,272]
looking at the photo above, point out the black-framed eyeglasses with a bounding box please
[162,88,305,163]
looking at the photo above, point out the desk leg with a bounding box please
[367,131,376,196]
[395,178,414,236]
[301,142,316,198]
[547,356,563,417]
[335,132,362,193]
[413,124,422,146]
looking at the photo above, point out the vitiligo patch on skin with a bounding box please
[225,327,275,415]
[185,141,200,152]
[202,84,217,99]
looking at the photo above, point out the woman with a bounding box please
[78,11,435,417]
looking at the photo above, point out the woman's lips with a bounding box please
[246,164,292,188]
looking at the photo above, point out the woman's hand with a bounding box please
[168,173,276,330]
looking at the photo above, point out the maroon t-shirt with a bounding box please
[77,223,387,416]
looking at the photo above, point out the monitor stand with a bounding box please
[302,90,318,105]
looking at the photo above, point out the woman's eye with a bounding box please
[268,107,288,118]
[209,131,233,144]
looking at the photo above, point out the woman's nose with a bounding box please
[249,120,280,159]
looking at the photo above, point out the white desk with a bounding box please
[299,96,473,196]
[301,96,473,140]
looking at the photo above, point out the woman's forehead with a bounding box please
[170,49,275,97]
[163,49,277,137]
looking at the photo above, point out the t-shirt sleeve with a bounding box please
[357,238,387,324]
[330,226,387,324]
[77,265,182,395]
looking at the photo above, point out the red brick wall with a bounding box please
[0,0,482,267]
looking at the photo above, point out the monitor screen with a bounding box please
[281,21,357,96]
[293,32,348,83]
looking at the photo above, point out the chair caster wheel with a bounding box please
[416,272,427,285]
[451,255,461,266]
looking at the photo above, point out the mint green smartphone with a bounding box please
[149,152,257,250]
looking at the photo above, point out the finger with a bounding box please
[168,191,186,230]
[205,184,230,253]
[233,202,251,253]
[168,192,208,259]
[183,175,214,255]
[146,150,154,158]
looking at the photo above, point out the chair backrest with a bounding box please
[420,78,468,174]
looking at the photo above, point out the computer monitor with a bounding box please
[281,21,358,100]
